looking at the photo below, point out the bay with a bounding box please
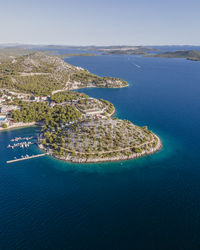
[1,50,200,249]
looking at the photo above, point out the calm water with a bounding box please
[1,51,200,249]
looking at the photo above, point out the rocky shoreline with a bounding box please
[38,135,162,164]
[51,82,129,95]
[1,50,161,165]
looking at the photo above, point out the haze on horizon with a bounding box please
[1,0,200,46]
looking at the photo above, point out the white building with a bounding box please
[0,105,20,114]
[40,96,47,101]
[34,97,40,102]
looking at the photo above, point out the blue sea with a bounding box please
[1,49,200,249]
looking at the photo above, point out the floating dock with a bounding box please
[6,153,48,164]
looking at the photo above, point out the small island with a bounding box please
[0,50,161,163]
[147,50,200,61]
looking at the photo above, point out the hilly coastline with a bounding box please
[0,51,128,96]
[147,50,200,61]
[0,50,161,163]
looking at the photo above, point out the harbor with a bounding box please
[6,135,43,163]
[10,136,34,142]
[7,141,35,149]
[7,136,37,149]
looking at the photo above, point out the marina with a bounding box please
[7,141,35,149]
[6,135,40,162]
[10,136,34,142]
[7,135,37,149]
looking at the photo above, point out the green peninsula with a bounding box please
[0,51,128,96]
[39,118,161,163]
[0,50,161,163]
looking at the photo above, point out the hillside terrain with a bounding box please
[0,51,128,95]
[0,47,31,62]
[0,48,161,163]
[39,117,161,163]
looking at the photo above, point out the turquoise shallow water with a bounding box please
[1,51,200,249]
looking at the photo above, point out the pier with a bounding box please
[6,153,48,164]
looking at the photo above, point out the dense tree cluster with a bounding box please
[10,102,81,126]
[0,75,14,89]
[14,75,63,96]
[10,102,49,123]
[50,91,88,103]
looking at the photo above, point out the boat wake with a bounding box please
[127,57,141,68]
[134,64,141,68]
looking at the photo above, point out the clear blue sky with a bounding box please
[1,0,200,45]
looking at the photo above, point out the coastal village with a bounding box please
[0,51,161,163]
[0,89,48,128]
[0,88,115,130]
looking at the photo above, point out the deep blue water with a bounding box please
[1,51,200,249]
